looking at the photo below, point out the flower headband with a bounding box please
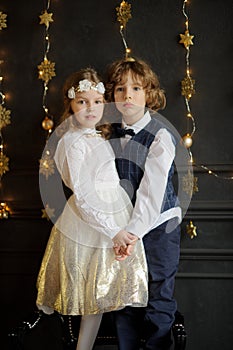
[68,79,105,99]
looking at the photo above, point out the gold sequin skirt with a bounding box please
[36,225,148,316]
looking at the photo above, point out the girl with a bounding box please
[36,68,148,350]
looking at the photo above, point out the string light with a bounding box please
[116,1,134,61]
[38,0,56,219]
[0,11,11,219]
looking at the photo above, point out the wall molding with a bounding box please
[180,248,233,260]
[3,200,232,219]
[176,273,233,279]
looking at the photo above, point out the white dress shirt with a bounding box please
[121,111,182,238]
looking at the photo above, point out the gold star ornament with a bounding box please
[179,30,194,49]
[41,204,55,221]
[39,10,53,29]
[186,220,197,239]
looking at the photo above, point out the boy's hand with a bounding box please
[113,230,138,250]
[113,230,138,260]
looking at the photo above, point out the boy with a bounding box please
[105,58,182,350]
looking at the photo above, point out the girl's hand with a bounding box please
[114,243,136,261]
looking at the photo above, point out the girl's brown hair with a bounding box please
[59,67,111,139]
[105,58,166,111]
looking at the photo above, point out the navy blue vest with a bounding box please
[110,115,178,212]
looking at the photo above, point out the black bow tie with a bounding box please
[116,126,135,137]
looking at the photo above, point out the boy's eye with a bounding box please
[95,100,103,104]
[133,86,142,91]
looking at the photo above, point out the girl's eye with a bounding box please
[115,86,124,92]
[133,86,142,91]
[95,100,103,104]
[77,100,86,105]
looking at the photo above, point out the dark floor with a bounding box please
[94,347,117,349]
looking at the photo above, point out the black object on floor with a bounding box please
[7,310,187,350]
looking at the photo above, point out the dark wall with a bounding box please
[0,1,232,349]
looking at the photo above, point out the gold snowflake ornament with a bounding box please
[39,10,53,29]
[0,12,7,30]
[0,202,10,219]
[181,76,195,100]
[182,169,198,197]
[39,155,55,180]
[0,153,9,176]
[179,30,194,49]
[38,59,56,83]
[0,105,11,129]
[116,1,132,28]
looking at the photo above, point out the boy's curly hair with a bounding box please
[105,58,166,111]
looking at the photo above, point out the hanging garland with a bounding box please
[179,0,233,239]
[180,0,233,183]
[179,0,196,167]
[38,0,55,138]
[0,10,11,219]
[37,0,56,219]
[179,0,198,238]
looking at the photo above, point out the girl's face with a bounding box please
[114,70,146,125]
[70,89,104,129]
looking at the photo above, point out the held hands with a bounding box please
[112,230,138,261]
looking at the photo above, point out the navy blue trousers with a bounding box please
[114,219,181,350]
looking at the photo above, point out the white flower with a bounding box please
[79,79,92,92]
[69,79,105,96]
[68,86,76,99]
[96,82,105,94]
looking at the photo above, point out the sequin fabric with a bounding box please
[36,225,148,315]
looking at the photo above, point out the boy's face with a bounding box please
[114,71,146,125]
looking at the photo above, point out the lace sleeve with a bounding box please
[59,136,125,239]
